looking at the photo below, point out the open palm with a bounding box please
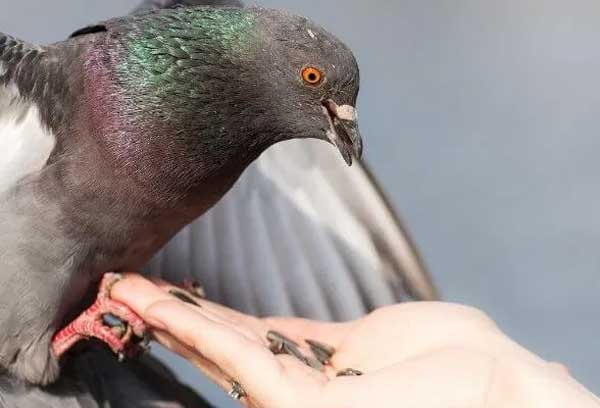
[113,274,596,408]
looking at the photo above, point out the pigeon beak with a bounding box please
[322,99,363,166]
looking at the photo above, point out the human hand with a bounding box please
[113,274,600,408]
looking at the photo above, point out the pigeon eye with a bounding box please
[302,67,324,86]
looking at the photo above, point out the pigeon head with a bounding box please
[249,8,363,165]
[77,7,362,197]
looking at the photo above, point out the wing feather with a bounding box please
[146,140,438,321]
[0,34,56,194]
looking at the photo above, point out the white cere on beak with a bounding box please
[307,29,316,39]
[335,105,357,122]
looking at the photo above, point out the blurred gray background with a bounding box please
[2,0,599,405]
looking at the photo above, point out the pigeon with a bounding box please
[0,5,365,386]
[0,4,441,408]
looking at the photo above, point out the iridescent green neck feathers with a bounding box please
[118,8,258,101]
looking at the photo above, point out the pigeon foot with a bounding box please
[51,273,147,360]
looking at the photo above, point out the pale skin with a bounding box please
[112,274,600,408]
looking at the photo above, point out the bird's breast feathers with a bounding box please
[0,81,56,192]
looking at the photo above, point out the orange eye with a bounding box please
[302,67,324,86]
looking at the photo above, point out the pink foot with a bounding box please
[52,273,147,360]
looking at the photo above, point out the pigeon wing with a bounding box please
[0,34,65,193]
[146,140,438,321]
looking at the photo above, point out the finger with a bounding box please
[145,298,301,403]
[153,281,346,372]
[154,331,260,408]
[154,329,326,408]
[113,274,266,345]
[112,273,173,315]
[153,330,233,390]
[112,274,232,330]
[117,274,267,336]
[115,275,327,377]
[549,362,571,376]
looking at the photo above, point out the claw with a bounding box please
[138,334,152,353]
[51,273,147,360]
[103,313,127,329]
